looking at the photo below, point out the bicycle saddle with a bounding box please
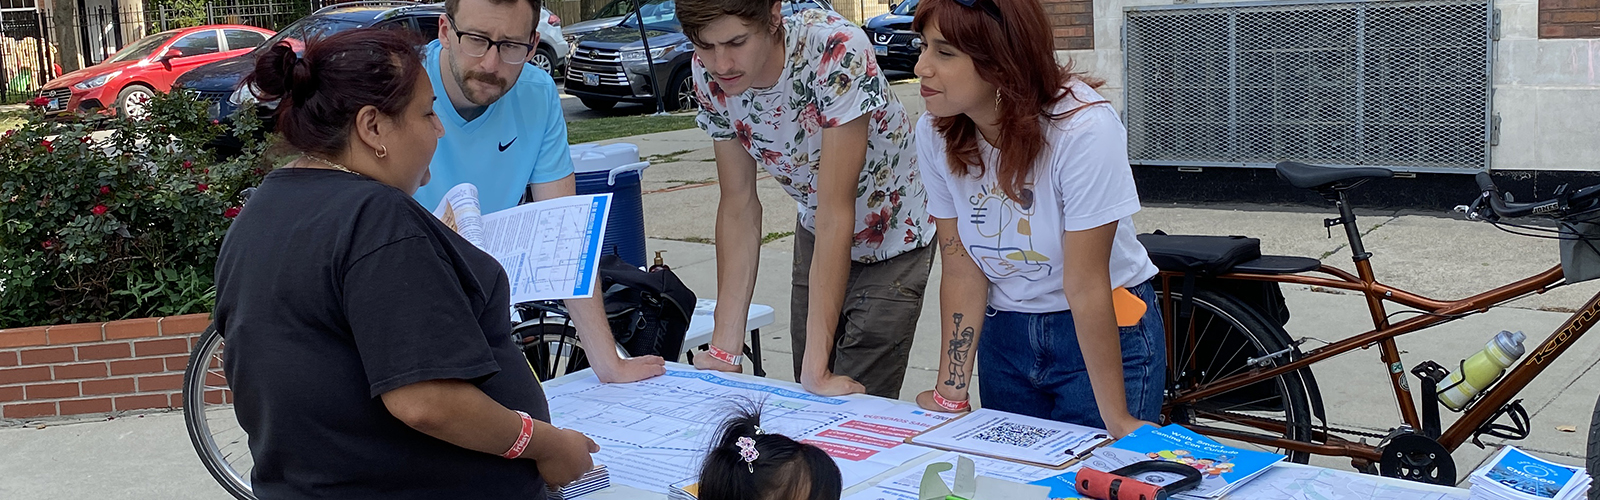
[1276,161,1393,191]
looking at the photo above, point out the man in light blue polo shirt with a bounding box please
[417,0,666,383]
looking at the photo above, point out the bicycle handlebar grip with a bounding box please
[1476,171,1497,194]
[1076,467,1167,500]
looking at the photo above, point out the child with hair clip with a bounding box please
[699,402,844,500]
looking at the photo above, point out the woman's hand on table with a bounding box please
[1105,413,1159,439]
[591,354,666,383]
[692,349,744,373]
[532,427,601,486]
[915,388,972,414]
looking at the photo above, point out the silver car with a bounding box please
[559,0,639,52]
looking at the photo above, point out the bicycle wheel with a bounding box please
[182,324,256,500]
[1588,392,1598,500]
[1161,287,1316,463]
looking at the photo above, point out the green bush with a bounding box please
[0,91,275,328]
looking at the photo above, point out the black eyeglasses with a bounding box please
[955,0,1003,24]
[446,14,537,64]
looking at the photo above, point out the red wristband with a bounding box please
[502,411,533,459]
[706,344,743,366]
[933,391,971,412]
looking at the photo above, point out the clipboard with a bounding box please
[902,411,1113,470]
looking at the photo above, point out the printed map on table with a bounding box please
[1230,464,1470,500]
[545,370,947,493]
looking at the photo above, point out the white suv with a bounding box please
[536,7,569,76]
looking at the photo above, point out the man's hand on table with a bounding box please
[801,369,865,397]
[531,427,601,486]
[590,354,667,383]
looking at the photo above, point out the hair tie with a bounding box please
[736,436,759,473]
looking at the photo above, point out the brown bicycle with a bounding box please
[1152,161,1600,492]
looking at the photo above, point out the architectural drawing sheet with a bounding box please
[432,183,610,301]
[545,370,948,493]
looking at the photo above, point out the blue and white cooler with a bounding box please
[571,143,650,267]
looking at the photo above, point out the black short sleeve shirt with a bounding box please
[214,168,550,499]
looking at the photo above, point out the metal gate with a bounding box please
[1,7,52,103]
[1122,0,1494,173]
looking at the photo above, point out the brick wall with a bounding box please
[1539,0,1600,38]
[1041,0,1095,50]
[0,314,211,420]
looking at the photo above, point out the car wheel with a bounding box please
[117,84,156,119]
[579,97,617,110]
[665,69,696,112]
[532,45,556,74]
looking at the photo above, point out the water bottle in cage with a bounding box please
[1438,330,1528,411]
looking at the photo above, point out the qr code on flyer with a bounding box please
[973,422,1060,448]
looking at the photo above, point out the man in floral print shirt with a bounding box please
[679,0,934,398]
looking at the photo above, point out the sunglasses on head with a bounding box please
[954,0,1004,23]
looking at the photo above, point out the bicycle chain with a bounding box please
[1202,408,1392,441]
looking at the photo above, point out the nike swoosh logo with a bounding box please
[498,138,516,152]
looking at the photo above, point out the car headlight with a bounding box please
[72,71,121,90]
[228,84,256,106]
[619,44,678,62]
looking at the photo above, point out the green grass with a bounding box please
[567,114,698,144]
[761,231,795,244]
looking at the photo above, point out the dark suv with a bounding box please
[175,1,446,129]
[862,0,918,73]
[564,0,832,111]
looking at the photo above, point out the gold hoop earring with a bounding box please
[375,145,388,158]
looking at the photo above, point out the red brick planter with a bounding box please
[0,314,211,420]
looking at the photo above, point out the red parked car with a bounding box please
[36,24,275,118]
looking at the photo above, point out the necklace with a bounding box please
[300,155,362,176]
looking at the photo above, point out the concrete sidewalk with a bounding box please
[4,96,1598,497]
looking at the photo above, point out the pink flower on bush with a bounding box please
[91,204,108,215]
[182,160,193,170]
[223,206,241,218]
[99,186,111,195]
[30,96,48,107]
[196,183,209,192]
[40,139,53,153]
[41,239,55,250]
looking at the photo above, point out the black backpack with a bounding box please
[597,255,696,361]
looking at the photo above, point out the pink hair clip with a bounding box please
[736,436,759,473]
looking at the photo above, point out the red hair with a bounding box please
[913,0,1103,202]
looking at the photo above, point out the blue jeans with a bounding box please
[977,280,1166,428]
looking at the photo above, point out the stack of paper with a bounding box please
[547,464,610,500]
[668,477,699,500]
[1070,423,1284,499]
[905,408,1110,468]
[1468,446,1591,500]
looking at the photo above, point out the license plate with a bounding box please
[46,99,62,111]
[874,45,888,56]
[584,73,600,86]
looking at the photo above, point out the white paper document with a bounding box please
[1229,463,1469,500]
[907,408,1109,468]
[844,452,1068,500]
[432,183,610,302]
[544,370,946,493]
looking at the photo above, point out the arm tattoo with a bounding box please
[941,235,968,258]
[944,312,976,389]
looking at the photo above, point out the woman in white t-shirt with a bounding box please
[909,0,1165,438]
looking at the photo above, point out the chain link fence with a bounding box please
[1123,0,1494,172]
